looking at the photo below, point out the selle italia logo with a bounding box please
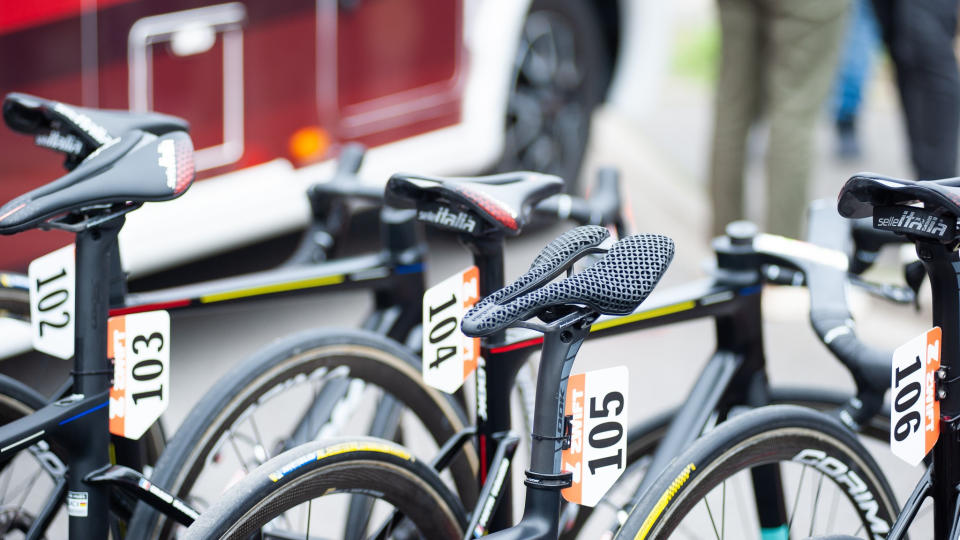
[874,207,952,240]
[417,206,477,233]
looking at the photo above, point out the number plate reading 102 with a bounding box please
[421,266,480,394]
[562,366,629,507]
[890,327,940,467]
[109,311,171,440]
[28,244,76,359]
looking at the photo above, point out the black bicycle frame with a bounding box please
[112,206,427,345]
[886,239,960,539]
[0,217,199,539]
[455,217,888,536]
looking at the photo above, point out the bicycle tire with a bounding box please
[615,405,899,540]
[562,387,890,539]
[182,437,467,539]
[128,328,478,539]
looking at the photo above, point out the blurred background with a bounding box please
[1,0,952,534]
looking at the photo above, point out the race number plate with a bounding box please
[422,266,480,393]
[562,366,629,506]
[108,311,171,440]
[890,327,940,466]
[28,244,76,359]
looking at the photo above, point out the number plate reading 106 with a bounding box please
[109,311,171,440]
[562,366,629,507]
[890,327,940,467]
[28,244,76,359]
[421,266,480,394]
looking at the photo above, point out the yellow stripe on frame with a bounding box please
[590,301,696,332]
[200,274,345,304]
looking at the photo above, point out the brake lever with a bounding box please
[847,274,915,305]
[904,260,925,311]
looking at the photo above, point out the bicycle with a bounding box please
[182,226,677,539]
[616,172,960,539]
[152,170,909,539]
[0,103,206,537]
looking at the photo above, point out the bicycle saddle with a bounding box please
[384,171,563,236]
[0,130,195,235]
[461,232,674,336]
[838,173,960,219]
[3,93,188,167]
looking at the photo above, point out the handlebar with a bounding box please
[748,202,892,426]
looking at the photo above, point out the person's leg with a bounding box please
[833,0,881,157]
[709,0,762,236]
[887,0,960,179]
[764,0,850,237]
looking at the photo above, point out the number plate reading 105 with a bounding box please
[109,311,171,440]
[28,244,76,359]
[421,266,480,394]
[890,327,940,467]
[562,366,629,507]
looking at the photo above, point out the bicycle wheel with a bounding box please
[615,405,898,540]
[182,437,467,539]
[562,386,890,539]
[128,328,477,539]
[0,374,67,537]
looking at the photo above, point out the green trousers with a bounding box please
[709,0,851,237]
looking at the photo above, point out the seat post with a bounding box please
[915,239,960,538]
[67,216,122,540]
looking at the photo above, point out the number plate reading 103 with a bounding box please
[421,266,480,394]
[890,327,940,467]
[28,244,76,359]
[562,366,628,507]
[109,311,171,440]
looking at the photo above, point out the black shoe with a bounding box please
[835,117,861,160]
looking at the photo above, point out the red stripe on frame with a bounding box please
[488,337,544,354]
[109,299,191,317]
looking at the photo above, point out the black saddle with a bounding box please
[3,93,189,169]
[0,129,195,235]
[384,171,563,236]
[838,173,960,242]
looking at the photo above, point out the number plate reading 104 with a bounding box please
[28,244,76,359]
[421,266,480,394]
[109,311,171,440]
[890,327,940,467]
[562,366,629,507]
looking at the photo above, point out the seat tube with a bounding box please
[916,240,960,538]
[67,219,123,540]
[464,234,520,530]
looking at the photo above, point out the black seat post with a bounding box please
[914,238,960,538]
[460,231,523,530]
[65,216,123,539]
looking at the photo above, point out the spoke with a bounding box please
[826,481,839,532]
[703,493,722,540]
[14,469,40,509]
[808,473,825,536]
[248,414,269,465]
[305,499,312,539]
[227,429,251,474]
[720,481,726,539]
[787,464,808,533]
